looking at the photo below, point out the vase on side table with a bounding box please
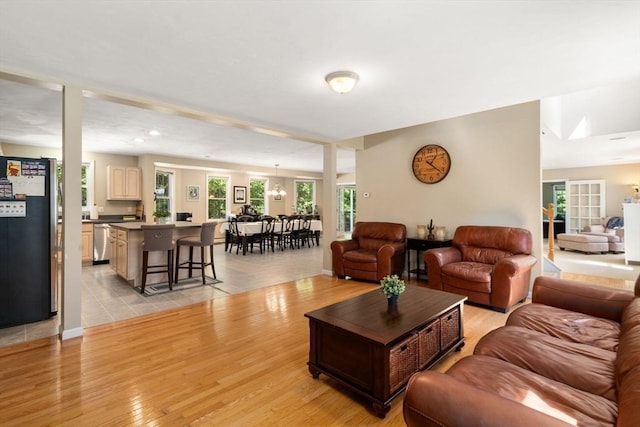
[387,295,398,306]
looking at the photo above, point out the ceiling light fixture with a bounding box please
[266,164,286,196]
[325,70,359,94]
[149,130,161,136]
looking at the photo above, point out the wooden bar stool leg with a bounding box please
[141,251,149,294]
[188,246,194,278]
[200,246,206,284]
[168,249,173,290]
[174,244,181,283]
[209,244,216,279]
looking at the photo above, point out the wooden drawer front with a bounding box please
[117,230,128,241]
[109,229,117,239]
[417,319,440,368]
[440,307,461,351]
[388,333,418,393]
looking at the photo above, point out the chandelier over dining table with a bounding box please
[266,164,286,196]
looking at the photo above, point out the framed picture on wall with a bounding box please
[233,186,247,204]
[187,185,200,201]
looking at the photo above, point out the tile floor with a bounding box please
[0,240,325,348]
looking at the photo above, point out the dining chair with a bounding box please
[227,219,244,254]
[277,216,296,250]
[140,224,176,294]
[174,221,217,284]
[259,216,276,253]
[297,216,314,248]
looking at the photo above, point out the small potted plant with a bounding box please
[380,274,405,306]
[152,209,170,224]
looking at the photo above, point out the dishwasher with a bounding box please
[93,223,110,264]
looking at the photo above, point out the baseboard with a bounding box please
[60,326,84,340]
[321,269,333,276]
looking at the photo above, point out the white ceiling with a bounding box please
[1,1,639,174]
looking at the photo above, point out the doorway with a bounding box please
[337,185,356,238]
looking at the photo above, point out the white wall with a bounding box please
[357,101,543,280]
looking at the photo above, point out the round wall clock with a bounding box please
[412,144,451,184]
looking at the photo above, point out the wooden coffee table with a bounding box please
[305,285,466,417]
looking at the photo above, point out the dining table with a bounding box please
[220,219,323,255]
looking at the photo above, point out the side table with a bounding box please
[406,238,453,281]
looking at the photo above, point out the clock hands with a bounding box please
[425,157,442,173]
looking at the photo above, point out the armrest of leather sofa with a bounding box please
[376,241,406,277]
[377,241,405,258]
[532,276,635,322]
[404,371,571,427]
[330,239,360,277]
[330,239,359,255]
[424,247,462,290]
[494,254,537,278]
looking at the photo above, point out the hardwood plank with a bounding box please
[0,274,628,425]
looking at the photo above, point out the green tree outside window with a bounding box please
[249,179,265,214]
[208,177,227,219]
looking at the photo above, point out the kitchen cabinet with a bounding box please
[107,166,141,200]
[109,222,203,287]
[109,228,118,273]
[82,223,93,263]
[110,228,130,278]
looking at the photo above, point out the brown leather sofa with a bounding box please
[403,275,640,427]
[425,225,537,312]
[331,221,406,282]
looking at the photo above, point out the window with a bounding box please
[553,184,566,216]
[249,178,266,214]
[295,180,315,214]
[56,161,93,211]
[207,176,228,219]
[155,170,173,218]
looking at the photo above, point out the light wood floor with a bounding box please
[0,272,631,426]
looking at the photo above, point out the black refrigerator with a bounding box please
[0,156,58,328]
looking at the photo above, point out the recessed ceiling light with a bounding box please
[149,130,161,136]
[134,137,144,143]
[609,136,626,141]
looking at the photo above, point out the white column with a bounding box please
[322,144,337,275]
[60,85,83,340]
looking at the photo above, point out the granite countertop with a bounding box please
[108,221,201,230]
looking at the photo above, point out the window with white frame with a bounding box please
[207,176,228,219]
[155,170,174,218]
[56,161,93,212]
[295,180,315,214]
[249,178,266,214]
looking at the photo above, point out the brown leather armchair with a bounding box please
[424,225,537,312]
[331,221,407,282]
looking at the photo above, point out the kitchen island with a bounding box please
[108,221,204,287]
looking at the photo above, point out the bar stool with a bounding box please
[140,224,176,294]
[175,221,217,284]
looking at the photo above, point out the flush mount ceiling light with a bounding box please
[325,70,359,94]
[266,164,286,196]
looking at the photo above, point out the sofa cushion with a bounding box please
[342,249,377,264]
[474,326,616,401]
[442,261,492,283]
[447,355,617,426]
[507,303,621,352]
[357,237,389,251]
[460,245,513,264]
